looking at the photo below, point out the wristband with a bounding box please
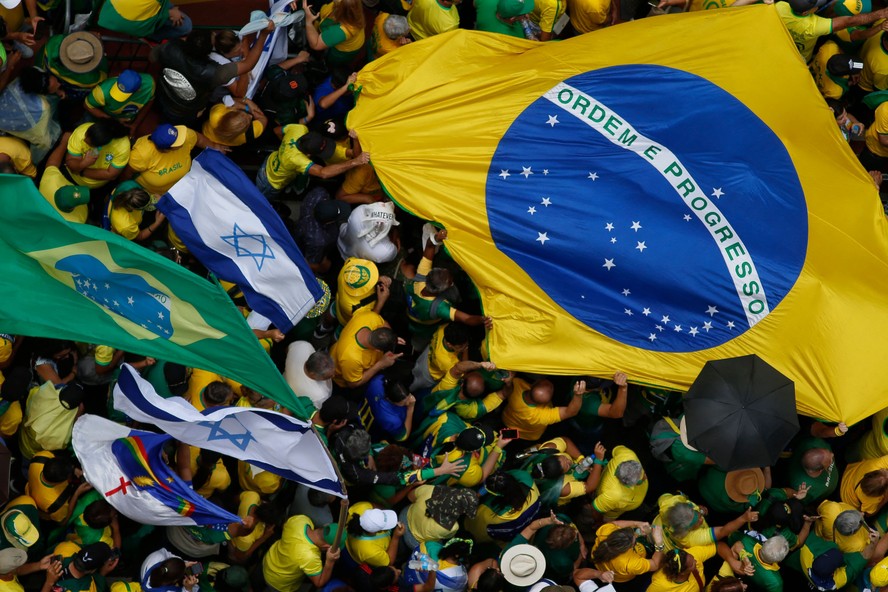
[592,458,608,466]
[654,544,665,551]
[834,426,844,436]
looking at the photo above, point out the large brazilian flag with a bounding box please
[0,175,311,418]
[349,6,888,423]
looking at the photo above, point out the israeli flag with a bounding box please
[159,150,322,333]
[113,364,345,497]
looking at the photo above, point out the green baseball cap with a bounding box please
[322,523,346,549]
[498,0,534,18]
[55,185,90,213]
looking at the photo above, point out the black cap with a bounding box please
[163,362,189,397]
[58,383,85,410]
[455,425,494,452]
[827,54,863,77]
[317,117,348,141]
[74,542,112,572]
[296,132,336,161]
[271,73,309,101]
[315,200,351,225]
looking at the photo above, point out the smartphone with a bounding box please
[187,563,204,576]
[501,428,519,439]
[51,555,62,565]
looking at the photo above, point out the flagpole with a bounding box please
[311,425,349,547]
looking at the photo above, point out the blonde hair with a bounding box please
[215,110,253,144]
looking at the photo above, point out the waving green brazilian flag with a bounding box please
[0,175,312,419]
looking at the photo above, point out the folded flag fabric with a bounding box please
[348,7,888,424]
[0,174,309,417]
[159,150,323,334]
[72,414,241,526]
[113,364,345,497]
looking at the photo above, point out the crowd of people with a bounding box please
[0,0,887,590]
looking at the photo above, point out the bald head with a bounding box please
[801,448,832,474]
[530,379,555,404]
[464,372,485,399]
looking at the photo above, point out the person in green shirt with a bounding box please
[43,542,116,592]
[39,32,108,99]
[786,437,838,502]
[84,69,155,132]
[718,533,788,592]
[475,0,533,37]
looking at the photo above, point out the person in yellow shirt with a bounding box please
[840,455,888,515]
[776,0,888,63]
[527,0,564,40]
[64,120,130,189]
[188,378,235,412]
[0,137,36,177]
[568,0,618,34]
[367,13,410,62]
[189,448,230,499]
[653,494,757,551]
[302,0,366,68]
[262,515,342,592]
[408,0,460,40]
[590,522,665,583]
[125,123,223,196]
[859,28,888,93]
[345,503,402,567]
[501,377,584,441]
[26,451,79,523]
[809,41,859,100]
[648,544,716,592]
[39,133,90,224]
[852,406,888,460]
[336,163,383,203]
[238,461,283,496]
[0,547,28,592]
[229,491,278,564]
[330,309,401,388]
[411,323,469,391]
[591,445,649,520]
[201,99,267,148]
[0,368,28,439]
[862,100,888,172]
[528,438,607,507]
[814,500,870,553]
[104,181,166,242]
[333,258,384,329]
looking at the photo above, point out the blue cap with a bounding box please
[149,124,186,150]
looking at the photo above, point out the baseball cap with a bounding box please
[271,73,309,101]
[322,523,347,549]
[1,510,38,550]
[110,70,142,102]
[296,131,336,161]
[150,124,188,150]
[55,185,90,213]
[0,549,26,575]
[359,509,398,533]
[497,0,534,18]
[827,54,863,77]
[870,557,888,586]
[339,258,379,297]
[215,566,250,592]
[74,542,112,572]
[809,548,843,589]
[315,200,351,225]
[455,425,494,452]
[58,383,85,410]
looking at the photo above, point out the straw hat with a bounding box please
[59,32,104,74]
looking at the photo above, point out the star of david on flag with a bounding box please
[159,150,323,333]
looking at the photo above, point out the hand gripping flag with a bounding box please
[349,6,888,424]
[0,175,311,418]
[72,414,241,526]
[159,150,323,333]
[113,364,345,497]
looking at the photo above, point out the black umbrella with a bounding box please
[683,354,799,471]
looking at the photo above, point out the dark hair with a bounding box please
[346,512,369,536]
[485,472,530,511]
[43,456,75,483]
[384,378,410,404]
[369,328,397,352]
[531,456,565,480]
[253,501,280,526]
[213,30,239,54]
[149,558,186,587]
[710,578,746,592]
[825,98,844,118]
[425,269,452,294]
[375,444,409,472]
[443,323,470,347]
[19,67,50,95]
[861,470,888,497]
[83,499,115,529]
[439,539,471,562]
[307,488,335,508]
[85,120,127,147]
[191,449,222,491]
[370,566,397,591]
[0,17,7,40]
[661,549,690,580]
[318,395,350,423]
[203,381,233,405]
[591,527,636,565]
[545,524,577,550]
[476,568,505,592]
[182,30,213,60]
[35,339,75,359]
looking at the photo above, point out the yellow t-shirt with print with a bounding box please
[810,40,846,100]
[263,515,323,592]
[568,0,610,34]
[408,0,459,40]
[39,167,88,224]
[529,0,565,34]
[66,123,130,189]
[592,445,649,520]
[346,502,392,567]
[501,377,561,441]
[232,491,266,552]
[592,522,650,582]
[330,309,386,387]
[647,543,716,592]
[265,124,313,190]
[775,1,833,63]
[859,31,888,92]
[866,101,888,158]
[129,129,199,195]
[0,137,36,177]
[653,493,715,551]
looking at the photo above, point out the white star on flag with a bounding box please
[711,187,724,198]
[104,283,110,289]
[636,241,647,252]
[536,232,549,245]
[543,169,549,175]
[605,222,614,231]
[112,300,119,307]
[642,308,651,316]
[661,315,670,323]
[674,325,682,332]
[656,325,664,332]
[610,237,617,244]
[649,334,657,341]
[541,197,551,206]
[624,309,633,316]
[158,312,165,320]
[603,258,615,270]
[727,321,736,329]
[683,214,692,221]
[127,296,134,305]
[499,170,510,180]
[527,206,536,215]
[631,221,642,231]
[588,172,599,180]
[622,288,631,296]
[546,115,559,127]
[703,321,713,331]
[689,327,699,336]
[706,305,719,316]
[521,166,534,178]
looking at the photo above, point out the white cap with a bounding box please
[359,509,398,533]
[0,0,22,8]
